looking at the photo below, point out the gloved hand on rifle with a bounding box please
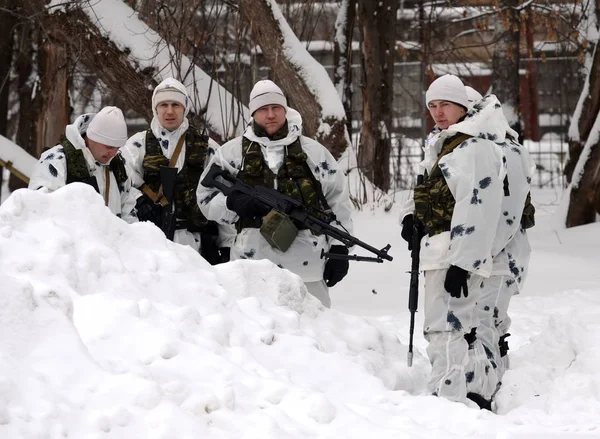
[226,189,271,220]
[323,245,350,287]
[135,195,162,226]
[401,214,424,251]
[444,265,469,298]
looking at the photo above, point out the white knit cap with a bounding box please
[249,80,287,115]
[425,74,469,109]
[86,106,128,148]
[465,86,483,104]
[153,80,188,110]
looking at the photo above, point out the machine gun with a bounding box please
[201,164,393,263]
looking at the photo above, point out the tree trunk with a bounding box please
[491,1,523,139]
[565,2,600,227]
[0,0,17,200]
[10,18,39,192]
[357,0,397,193]
[0,0,16,137]
[36,38,70,157]
[565,113,600,227]
[564,42,600,183]
[333,0,356,139]
[239,0,349,159]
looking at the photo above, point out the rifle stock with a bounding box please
[407,174,424,367]
[201,164,393,263]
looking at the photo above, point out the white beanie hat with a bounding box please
[465,86,483,104]
[86,106,128,148]
[153,78,188,110]
[425,74,469,109]
[249,80,287,115]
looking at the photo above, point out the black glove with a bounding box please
[401,214,424,251]
[499,333,511,357]
[323,245,350,287]
[135,195,162,226]
[226,190,271,220]
[444,265,469,298]
[219,247,231,263]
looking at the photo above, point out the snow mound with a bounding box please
[0,184,426,437]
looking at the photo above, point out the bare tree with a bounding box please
[134,0,248,137]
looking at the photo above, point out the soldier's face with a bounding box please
[253,104,287,135]
[87,138,119,164]
[428,100,466,130]
[156,101,185,131]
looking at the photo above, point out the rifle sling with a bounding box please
[140,135,185,207]
[429,133,471,179]
[103,167,110,206]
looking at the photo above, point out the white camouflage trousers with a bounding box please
[305,279,331,308]
[474,274,517,381]
[423,268,498,403]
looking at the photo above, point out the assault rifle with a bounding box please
[201,164,393,263]
[407,174,424,367]
[160,166,178,241]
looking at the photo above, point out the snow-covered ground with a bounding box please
[1,183,599,438]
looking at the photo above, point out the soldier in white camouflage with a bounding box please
[29,106,138,223]
[121,78,232,264]
[196,80,353,308]
[400,75,534,410]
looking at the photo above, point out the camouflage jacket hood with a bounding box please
[443,94,518,145]
[244,108,303,174]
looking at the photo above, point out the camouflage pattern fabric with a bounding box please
[143,126,211,233]
[236,137,328,231]
[61,138,128,192]
[414,133,472,237]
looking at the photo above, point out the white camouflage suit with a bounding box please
[405,94,533,404]
[196,108,353,307]
[121,78,231,251]
[475,97,534,382]
[28,113,139,223]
